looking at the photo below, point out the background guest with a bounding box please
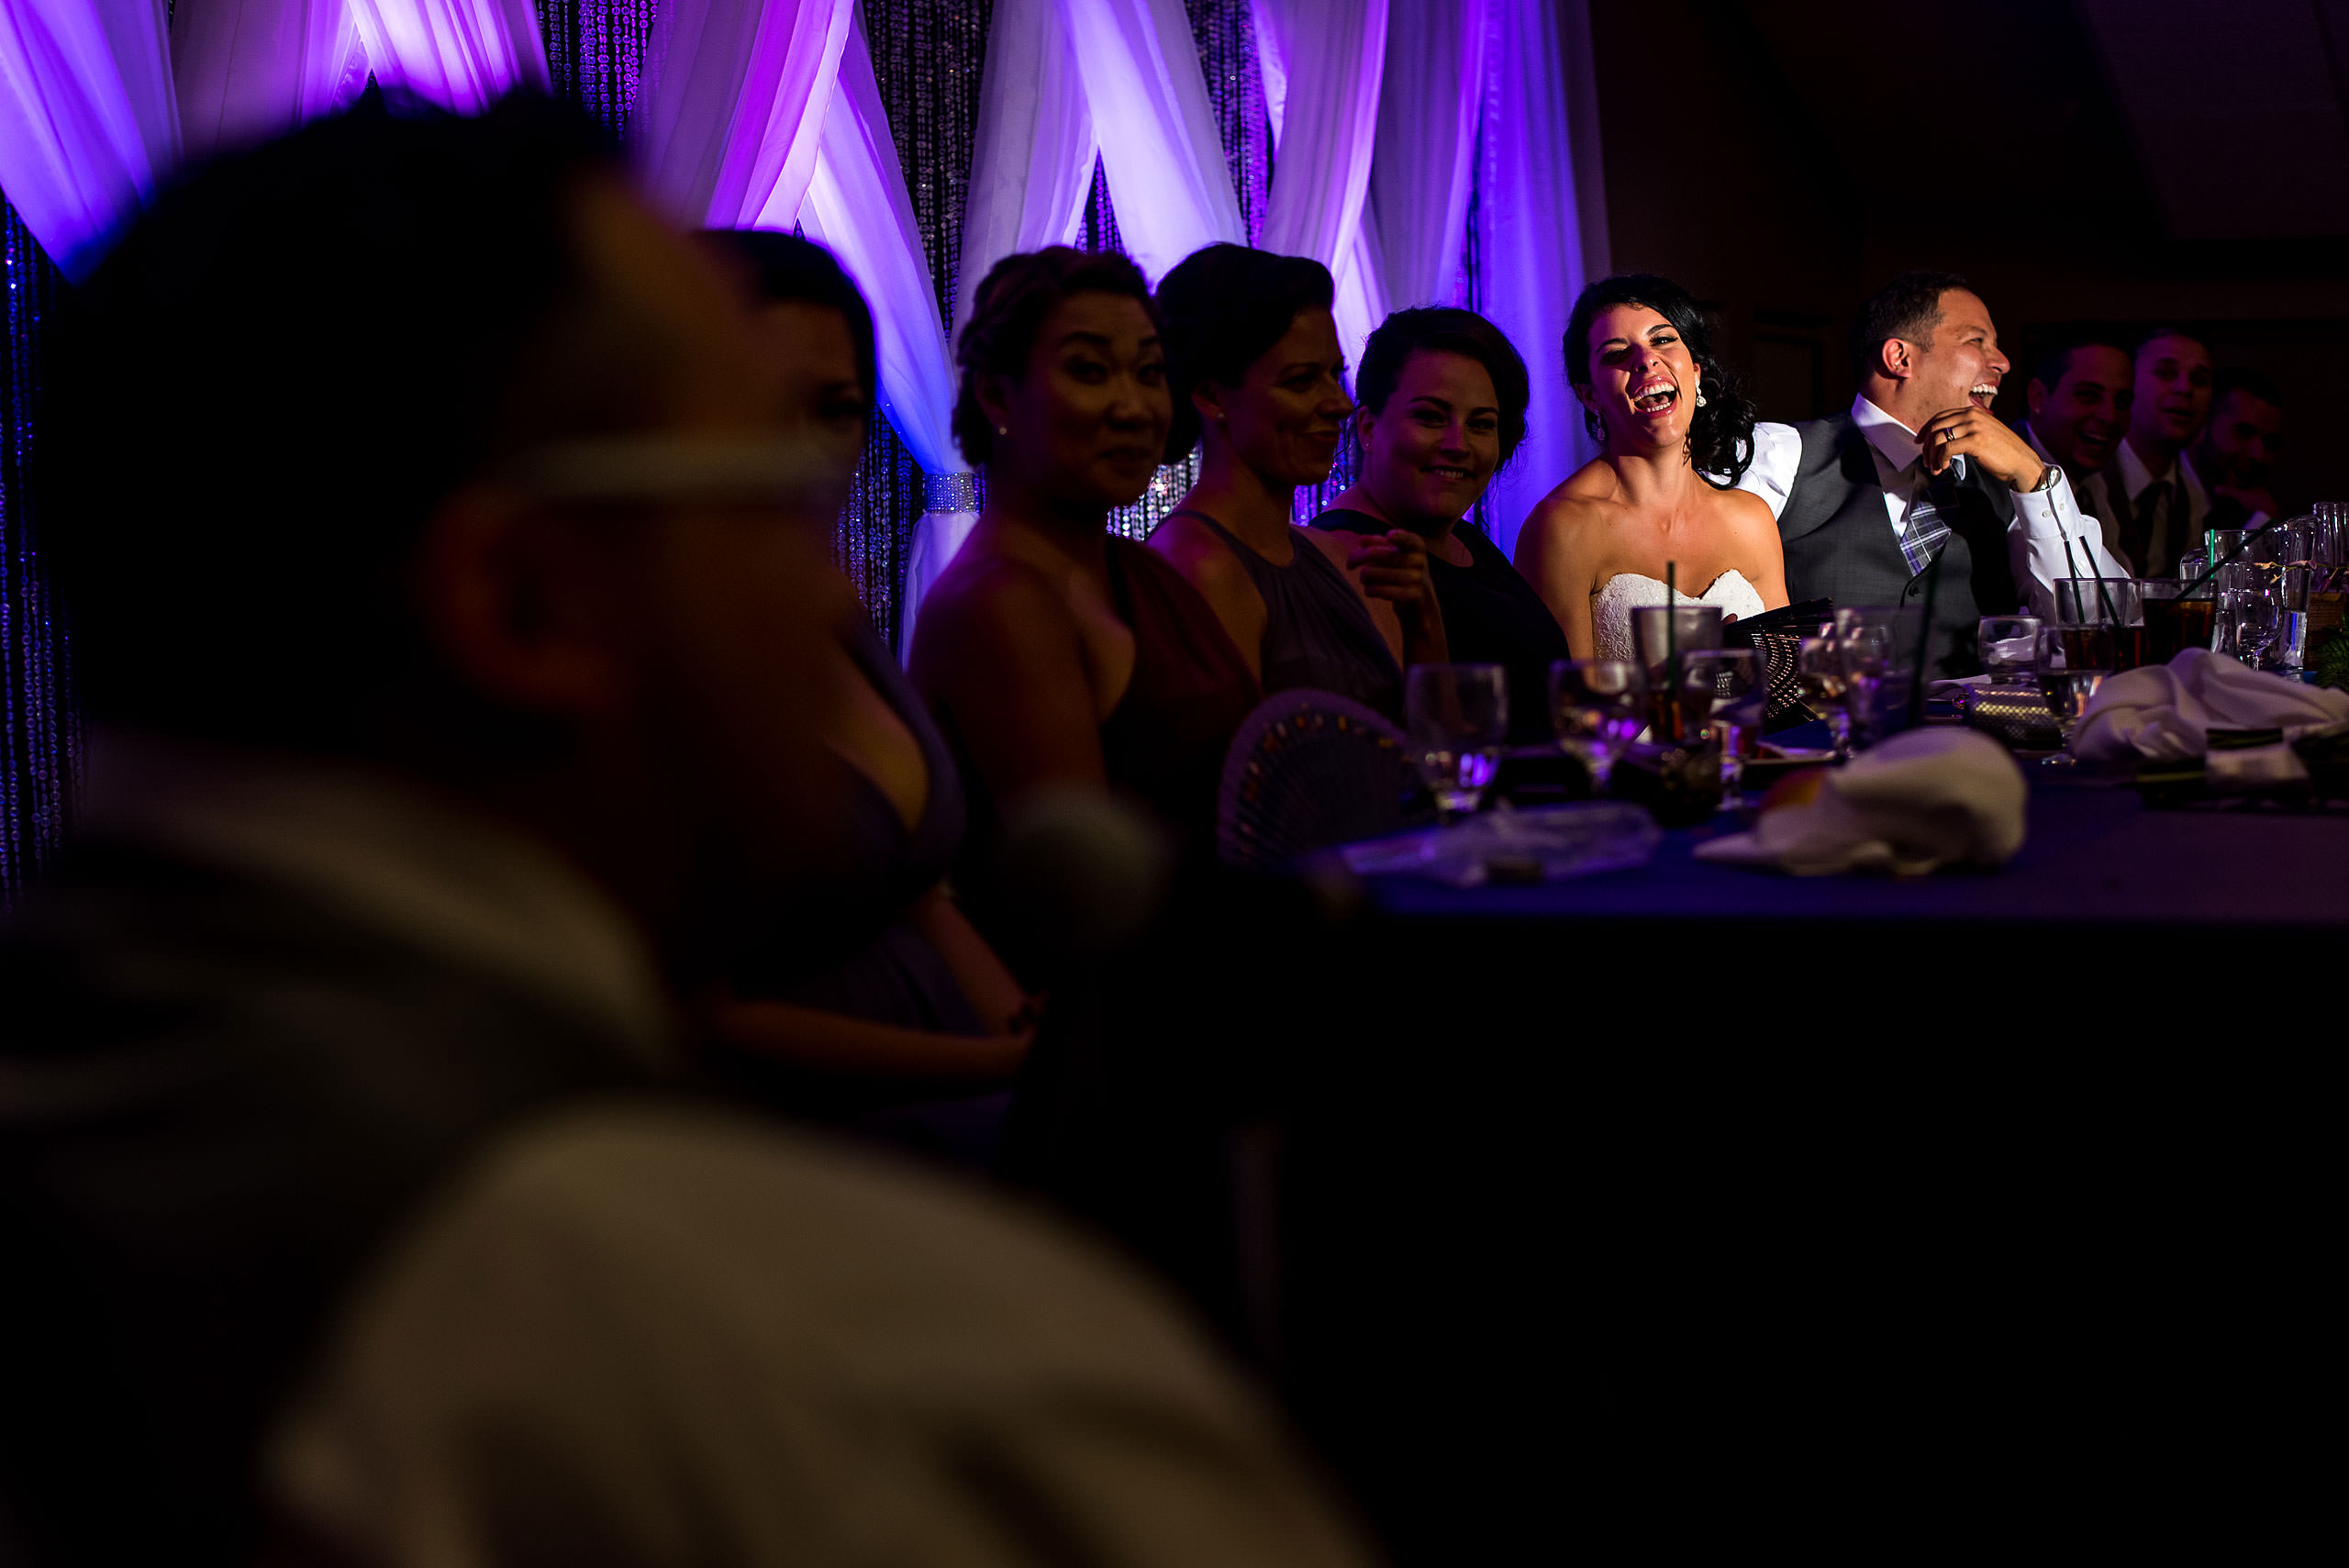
[910,248,1258,969]
[2,105,1369,1568]
[1310,307,1565,740]
[2108,327,2215,574]
[1738,270,2124,674]
[1516,272,1787,661]
[694,230,1032,1155]
[1149,244,1438,718]
[2191,367,2286,531]
[2020,333,2133,562]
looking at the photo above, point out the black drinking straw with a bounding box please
[2175,515,2283,600]
[1665,561,1679,739]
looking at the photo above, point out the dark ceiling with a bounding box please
[1713,0,2349,244]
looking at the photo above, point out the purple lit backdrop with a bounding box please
[0,0,1599,889]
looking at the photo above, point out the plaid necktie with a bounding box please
[1900,468,1955,576]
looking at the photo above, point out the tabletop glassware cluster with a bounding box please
[2027,508,2349,751]
[1401,515,2349,820]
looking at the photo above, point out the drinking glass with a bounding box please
[2281,564,2314,671]
[1549,659,1645,787]
[2142,578,2217,663]
[1796,635,1854,760]
[1675,649,1763,784]
[2231,573,2286,669]
[1834,606,1923,747]
[1406,662,1509,817]
[1977,616,2043,684]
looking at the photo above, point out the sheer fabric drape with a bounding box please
[1476,0,1609,554]
[0,0,177,279]
[1252,0,1386,366]
[637,0,977,654]
[0,0,548,275]
[173,0,366,161]
[344,0,546,113]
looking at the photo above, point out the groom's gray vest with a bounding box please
[1778,414,2021,678]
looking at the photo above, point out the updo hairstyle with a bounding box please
[1354,306,1531,468]
[1564,273,1756,487]
[952,246,1160,466]
[1153,243,1335,457]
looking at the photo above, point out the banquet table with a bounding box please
[1018,767,2344,1562]
[1363,773,2349,932]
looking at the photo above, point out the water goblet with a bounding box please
[1406,662,1509,818]
[1548,659,1644,788]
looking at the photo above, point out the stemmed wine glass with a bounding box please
[1406,663,1510,818]
[1549,659,1645,788]
[1796,634,1854,760]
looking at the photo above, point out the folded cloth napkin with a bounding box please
[1695,728,2026,875]
[2070,648,2349,762]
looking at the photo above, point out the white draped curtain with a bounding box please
[0,0,177,280]
[173,0,366,161]
[1475,0,1609,556]
[636,0,979,651]
[0,0,1607,633]
[0,0,545,275]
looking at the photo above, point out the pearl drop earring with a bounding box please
[1695,391,1707,407]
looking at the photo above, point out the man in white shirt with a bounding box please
[1737,271,2125,673]
[2084,328,2214,575]
[2018,334,2134,565]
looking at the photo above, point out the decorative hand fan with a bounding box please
[1216,690,1430,872]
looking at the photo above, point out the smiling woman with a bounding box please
[1147,244,1429,719]
[1514,273,1787,662]
[910,247,1260,976]
[1309,306,1568,742]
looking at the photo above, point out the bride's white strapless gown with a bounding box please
[1590,571,1767,662]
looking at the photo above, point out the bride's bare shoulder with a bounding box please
[1707,478,1779,539]
[1519,461,1620,550]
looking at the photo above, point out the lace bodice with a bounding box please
[1589,571,1768,662]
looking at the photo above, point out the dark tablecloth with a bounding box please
[1366,775,2349,929]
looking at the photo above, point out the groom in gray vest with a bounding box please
[1739,272,2118,676]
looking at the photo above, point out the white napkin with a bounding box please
[1696,728,2027,875]
[2069,649,2349,762]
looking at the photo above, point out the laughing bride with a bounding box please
[1515,273,1787,659]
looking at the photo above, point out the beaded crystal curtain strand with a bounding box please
[0,199,74,898]
[851,0,992,648]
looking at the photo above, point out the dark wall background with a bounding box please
[1589,0,2349,512]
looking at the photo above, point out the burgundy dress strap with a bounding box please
[1097,537,1261,853]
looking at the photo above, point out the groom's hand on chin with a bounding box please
[1915,406,2047,493]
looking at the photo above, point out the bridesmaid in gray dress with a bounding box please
[1149,245,1447,717]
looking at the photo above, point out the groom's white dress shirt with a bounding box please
[1736,395,2131,619]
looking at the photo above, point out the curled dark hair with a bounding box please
[952,246,1160,465]
[1354,306,1531,464]
[1850,268,1969,381]
[1564,273,1755,487]
[700,228,876,404]
[1154,243,1333,455]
